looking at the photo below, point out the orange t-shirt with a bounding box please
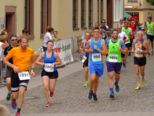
[6,47,36,71]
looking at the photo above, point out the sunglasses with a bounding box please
[11,39,17,41]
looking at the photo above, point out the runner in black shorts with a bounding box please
[3,37,36,116]
[4,35,18,101]
[11,72,29,92]
[80,32,91,88]
[36,40,62,107]
[134,57,146,67]
[132,31,148,90]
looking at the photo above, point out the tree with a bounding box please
[147,0,154,5]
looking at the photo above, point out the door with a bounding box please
[5,6,16,39]
[107,0,113,28]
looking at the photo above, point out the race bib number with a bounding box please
[109,54,118,63]
[92,53,102,62]
[18,71,30,81]
[44,63,54,72]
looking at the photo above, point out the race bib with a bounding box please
[92,53,102,62]
[135,48,143,58]
[18,71,30,81]
[109,54,118,63]
[147,30,153,35]
[44,63,54,72]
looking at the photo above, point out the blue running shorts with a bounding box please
[88,63,104,77]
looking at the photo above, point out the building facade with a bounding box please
[0,0,123,51]
[124,0,154,24]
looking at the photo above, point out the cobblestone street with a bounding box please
[1,55,154,116]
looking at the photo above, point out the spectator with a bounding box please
[117,18,123,29]
[100,19,110,40]
[42,26,54,51]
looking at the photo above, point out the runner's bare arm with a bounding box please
[3,56,14,69]
[54,53,62,66]
[142,40,149,54]
[30,51,37,76]
[119,46,127,55]
[79,42,84,55]
[3,54,20,73]
[101,41,108,55]
[3,48,17,69]
[35,52,45,66]
[85,41,93,53]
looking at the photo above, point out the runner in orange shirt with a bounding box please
[3,37,36,116]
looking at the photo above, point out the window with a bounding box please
[128,0,138,3]
[73,0,78,30]
[100,0,104,21]
[114,0,123,22]
[114,0,120,21]
[41,0,52,34]
[25,0,34,36]
[81,0,86,29]
[97,0,100,23]
[88,0,93,28]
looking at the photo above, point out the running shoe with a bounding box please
[83,81,88,88]
[11,99,17,110]
[109,88,115,99]
[109,93,115,99]
[15,112,20,116]
[115,83,120,93]
[141,80,146,87]
[110,93,114,99]
[45,101,51,107]
[6,92,11,101]
[135,84,141,90]
[88,90,93,100]
[92,93,98,101]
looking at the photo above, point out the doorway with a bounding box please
[5,6,16,39]
[107,0,113,28]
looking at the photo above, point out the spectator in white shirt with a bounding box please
[118,27,128,42]
[42,27,54,51]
